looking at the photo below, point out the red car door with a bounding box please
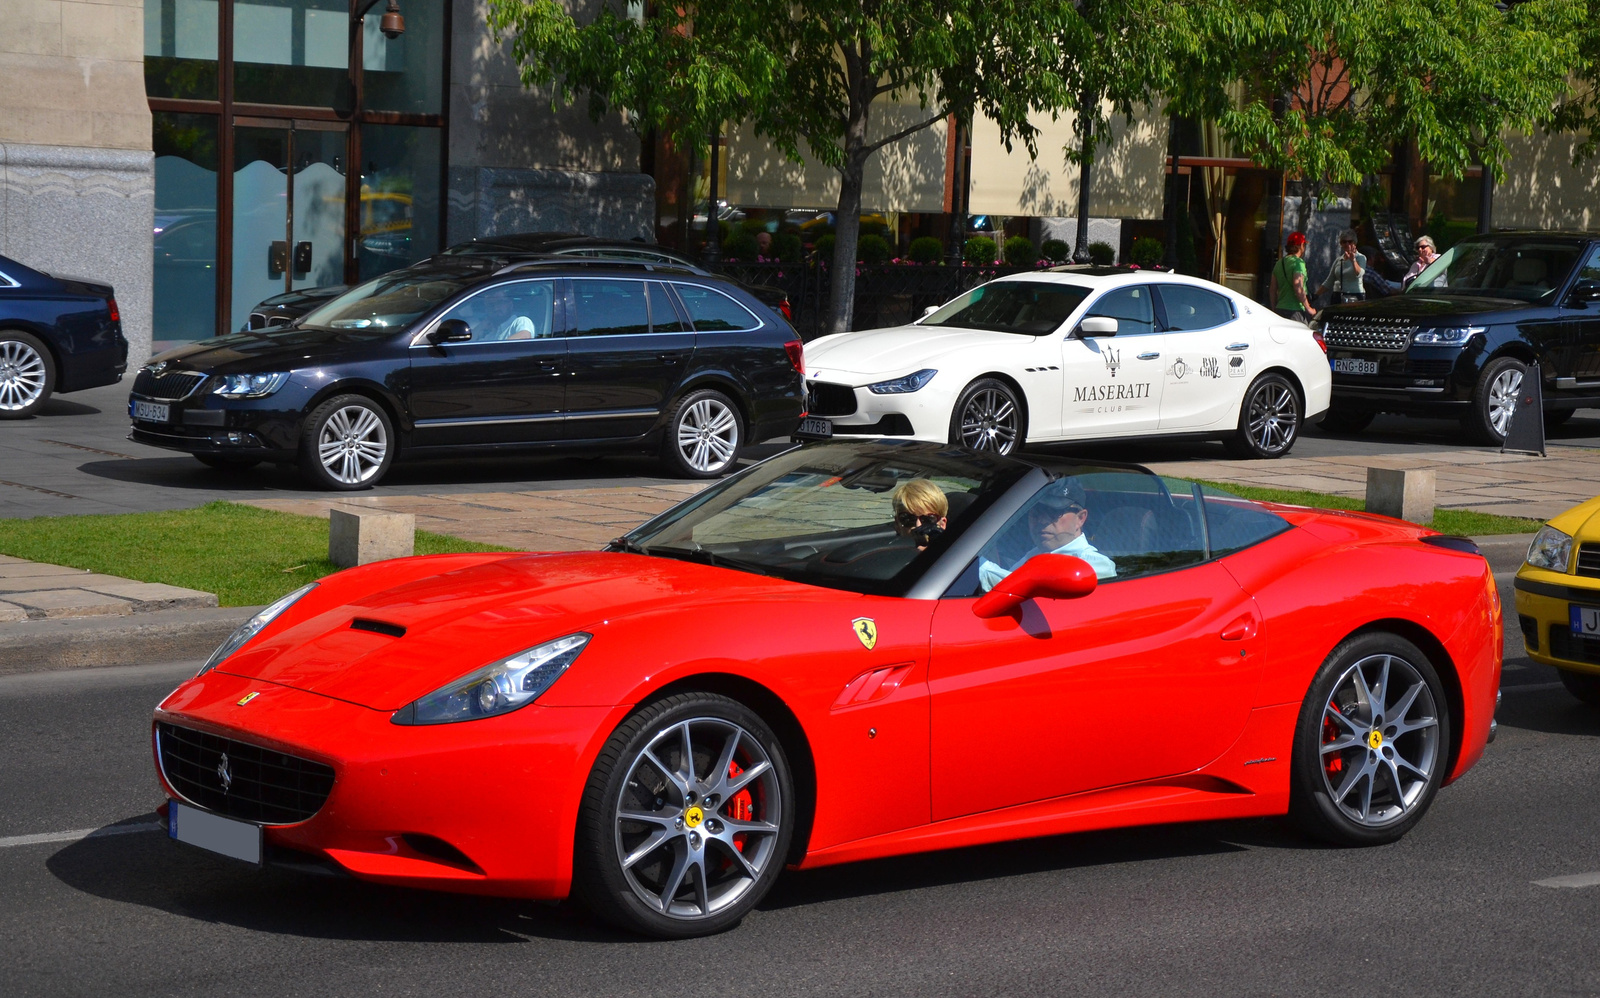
[927,560,1262,821]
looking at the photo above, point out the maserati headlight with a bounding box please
[868,369,937,394]
[213,372,289,398]
[391,633,591,725]
[197,583,317,676]
[1526,524,1573,572]
[1411,326,1483,345]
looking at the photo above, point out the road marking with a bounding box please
[1535,871,1600,889]
[0,479,80,499]
[0,821,162,850]
[40,438,144,460]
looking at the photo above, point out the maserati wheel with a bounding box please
[1225,372,1301,458]
[573,693,794,938]
[950,378,1025,455]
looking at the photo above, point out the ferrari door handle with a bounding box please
[1226,343,1250,351]
[1137,351,1160,360]
[1220,612,1259,641]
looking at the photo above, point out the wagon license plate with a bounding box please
[1570,604,1600,637]
[1332,358,1379,376]
[131,400,170,422]
[795,416,833,440]
[168,801,262,866]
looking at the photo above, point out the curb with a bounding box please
[0,605,262,676]
[1470,533,1534,575]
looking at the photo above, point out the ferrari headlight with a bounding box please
[868,369,937,394]
[1526,525,1573,572]
[1411,326,1483,346]
[197,583,317,676]
[392,633,591,725]
[212,372,289,398]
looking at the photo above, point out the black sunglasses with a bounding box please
[895,511,942,529]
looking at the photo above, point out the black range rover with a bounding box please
[1318,231,1600,443]
[129,260,805,489]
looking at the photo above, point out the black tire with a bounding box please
[296,394,395,490]
[194,454,262,471]
[571,692,795,939]
[1289,633,1451,846]
[1558,668,1600,708]
[1462,355,1527,446]
[661,388,743,478]
[1319,405,1375,434]
[948,377,1027,455]
[1224,372,1302,459]
[0,329,56,419]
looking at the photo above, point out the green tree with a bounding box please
[486,0,1070,335]
[1545,0,1600,163]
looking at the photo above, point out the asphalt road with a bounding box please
[3,577,1599,998]
[4,381,1600,520]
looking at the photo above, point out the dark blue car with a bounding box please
[0,253,128,418]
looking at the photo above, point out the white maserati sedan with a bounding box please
[799,269,1331,458]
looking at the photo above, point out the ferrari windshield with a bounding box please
[920,281,1092,335]
[1405,237,1584,304]
[619,444,1029,595]
[298,269,475,330]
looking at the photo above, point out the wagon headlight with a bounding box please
[391,633,591,725]
[197,583,317,676]
[1526,525,1573,572]
[212,372,289,398]
[868,369,937,394]
[1411,326,1483,345]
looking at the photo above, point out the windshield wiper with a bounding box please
[647,545,770,576]
[608,535,649,555]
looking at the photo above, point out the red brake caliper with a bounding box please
[726,759,753,853]
[1322,713,1344,778]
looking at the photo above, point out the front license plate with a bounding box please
[1332,358,1379,376]
[131,400,171,422]
[168,801,262,865]
[1571,604,1600,637]
[795,416,833,439]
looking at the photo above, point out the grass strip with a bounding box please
[1199,481,1544,536]
[0,501,513,607]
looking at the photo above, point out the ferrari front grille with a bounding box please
[132,369,207,400]
[1323,317,1415,353]
[156,722,335,825]
[1575,543,1600,579]
[806,381,858,417]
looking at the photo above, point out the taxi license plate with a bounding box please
[1570,604,1600,637]
[795,416,833,440]
[1332,358,1379,376]
[132,400,171,422]
[168,800,262,865]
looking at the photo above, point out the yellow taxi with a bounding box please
[1514,495,1600,706]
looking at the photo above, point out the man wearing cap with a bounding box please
[1269,231,1316,322]
[978,479,1117,591]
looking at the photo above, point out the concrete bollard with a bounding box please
[329,509,415,567]
[1365,468,1435,525]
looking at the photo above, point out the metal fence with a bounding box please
[718,262,1035,340]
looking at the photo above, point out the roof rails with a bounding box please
[491,258,704,278]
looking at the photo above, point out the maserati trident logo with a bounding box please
[216,752,233,793]
[1102,346,1122,377]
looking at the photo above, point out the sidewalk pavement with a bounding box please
[0,556,216,620]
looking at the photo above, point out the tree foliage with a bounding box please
[1545,0,1600,162]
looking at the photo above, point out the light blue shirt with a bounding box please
[978,532,1117,592]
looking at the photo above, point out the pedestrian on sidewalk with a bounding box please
[1317,229,1367,304]
[1269,231,1317,322]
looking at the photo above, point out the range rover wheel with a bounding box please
[949,378,1026,455]
[0,330,54,419]
[1319,405,1375,434]
[572,693,794,938]
[1289,633,1449,846]
[662,389,743,478]
[1224,372,1301,458]
[297,394,394,490]
[1463,356,1527,445]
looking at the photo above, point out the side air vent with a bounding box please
[350,618,406,638]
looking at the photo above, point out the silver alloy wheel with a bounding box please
[676,397,738,473]
[613,717,782,920]
[316,404,387,485]
[1245,380,1298,454]
[1487,366,1523,436]
[959,388,1018,454]
[0,339,47,411]
[1318,653,1440,827]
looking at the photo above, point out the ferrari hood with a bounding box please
[805,325,1031,382]
[218,552,798,711]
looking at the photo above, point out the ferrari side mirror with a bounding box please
[1078,316,1118,337]
[972,553,1097,618]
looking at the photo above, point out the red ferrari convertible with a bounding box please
[152,441,1501,937]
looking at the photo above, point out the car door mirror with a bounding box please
[1569,280,1600,305]
[972,553,1098,618]
[921,305,939,319]
[428,319,472,344]
[1078,316,1118,337]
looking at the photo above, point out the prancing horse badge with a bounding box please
[851,617,878,650]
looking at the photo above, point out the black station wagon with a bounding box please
[128,260,806,489]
